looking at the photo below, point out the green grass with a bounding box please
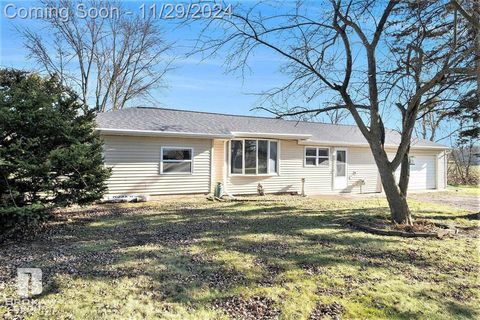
[447,185,480,196]
[1,191,479,319]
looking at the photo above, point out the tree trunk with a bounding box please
[372,147,413,225]
[398,145,411,196]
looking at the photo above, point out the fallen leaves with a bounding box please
[253,258,285,287]
[308,301,345,320]
[0,196,479,319]
[212,295,281,320]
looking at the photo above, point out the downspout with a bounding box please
[444,149,449,189]
[209,139,215,193]
[222,140,235,198]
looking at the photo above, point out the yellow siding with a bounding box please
[345,148,381,193]
[102,135,212,195]
[223,140,333,195]
[219,142,444,195]
[213,140,226,187]
[102,134,446,196]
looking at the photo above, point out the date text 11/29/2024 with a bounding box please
[139,3,233,19]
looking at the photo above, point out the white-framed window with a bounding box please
[160,147,193,174]
[230,139,278,175]
[304,147,329,166]
[335,149,346,176]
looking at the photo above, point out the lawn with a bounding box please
[447,185,480,196]
[1,191,479,319]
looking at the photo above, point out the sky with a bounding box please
[0,0,292,117]
[0,0,460,144]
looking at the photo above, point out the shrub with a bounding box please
[0,69,110,232]
[0,204,52,233]
[448,163,480,186]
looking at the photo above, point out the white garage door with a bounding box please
[396,155,436,190]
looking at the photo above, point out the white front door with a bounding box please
[334,149,348,189]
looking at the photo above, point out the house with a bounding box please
[96,107,448,197]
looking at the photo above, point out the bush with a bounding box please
[0,69,110,232]
[0,204,52,233]
[448,163,480,186]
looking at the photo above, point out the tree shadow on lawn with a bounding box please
[1,201,478,317]
[414,212,480,221]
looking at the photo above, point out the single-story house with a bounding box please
[96,107,448,197]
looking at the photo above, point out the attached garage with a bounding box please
[395,154,437,190]
[97,107,449,196]
[408,155,436,190]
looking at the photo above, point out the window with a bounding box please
[258,140,268,174]
[161,147,193,174]
[318,148,329,165]
[269,141,278,173]
[230,140,278,175]
[336,150,346,176]
[305,148,317,166]
[230,141,243,174]
[244,140,257,174]
[305,147,329,166]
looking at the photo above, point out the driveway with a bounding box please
[311,188,479,213]
[410,190,479,213]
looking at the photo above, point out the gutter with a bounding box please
[96,128,312,140]
[96,128,448,150]
[297,140,449,150]
[96,128,233,139]
[231,131,312,140]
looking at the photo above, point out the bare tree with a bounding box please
[411,0,479,142]
[324,108,350,125]
[449,141,479,186]
[416,99,446,142]
[415,96,458,143]
[192,0,475,224]
[20,0,173,112]
[449,0,480,98]
[448,117,479,186]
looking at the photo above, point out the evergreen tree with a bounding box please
[0,69,110,228]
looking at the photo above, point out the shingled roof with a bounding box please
[96,107,447,149]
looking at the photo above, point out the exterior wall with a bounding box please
[220,140,382,195]
[212,140,226,189]
[101,134,447,196]
[388,149,447,191]
[225,140,330,195]
[220,140,446,195]
[345,148,382,194]
[437,150,447,189]
[102,135,212,195]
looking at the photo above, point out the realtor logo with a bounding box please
[16,268,42,298]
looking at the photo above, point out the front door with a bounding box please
[334,149,347,190]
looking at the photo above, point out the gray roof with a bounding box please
[96,107,447,149]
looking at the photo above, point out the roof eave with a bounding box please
[231,131,312,140]
[298,140,448,150]
[96,128,233,139]
[95,128,448,150]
